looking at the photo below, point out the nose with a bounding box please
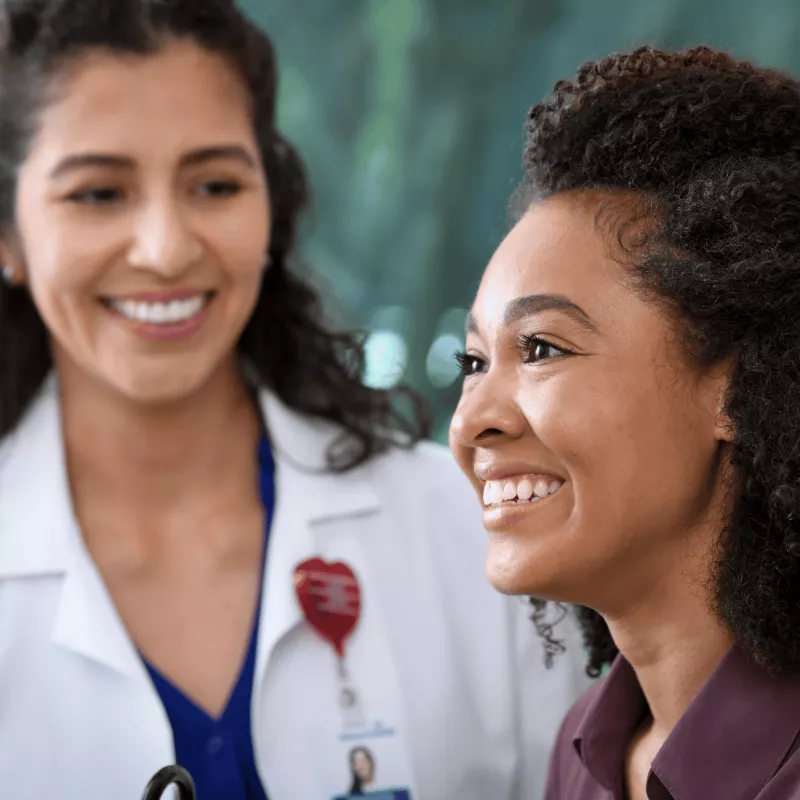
[127,194,203,277]
[449,369,527,450]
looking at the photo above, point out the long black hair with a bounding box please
[0,0,429,470]
[522,46,800,676]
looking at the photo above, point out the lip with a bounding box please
[482,483,568,531]
[474,460,565,483]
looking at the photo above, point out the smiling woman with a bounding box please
[450,46,800,800]
[13,40,272,401]
[451,191,731,608]
[0,2,428,467]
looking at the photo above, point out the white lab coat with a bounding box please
[0,376,592,800]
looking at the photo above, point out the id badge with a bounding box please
[293,556,416,800]
[330,739,413,800]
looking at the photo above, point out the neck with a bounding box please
[605,536,733,736]
[58,357,262,521]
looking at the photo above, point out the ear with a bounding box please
[714,401,735,443]
[707,357,735,443]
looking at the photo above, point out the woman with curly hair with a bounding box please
[450,45,800,800]
[0,1,591,798]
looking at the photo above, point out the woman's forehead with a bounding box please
[471,194,631,333]
[30,40,254,160]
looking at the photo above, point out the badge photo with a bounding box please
[331,744,412,800]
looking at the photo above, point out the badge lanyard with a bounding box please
[293,557,363,726]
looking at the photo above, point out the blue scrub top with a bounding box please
[143,436,274,800]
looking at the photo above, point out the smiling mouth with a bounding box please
[101,292,214,325]
[483,475,565,507]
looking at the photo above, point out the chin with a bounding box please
[104,365,214,407]
[486,538,570,599]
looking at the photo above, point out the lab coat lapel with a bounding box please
[51,542,151,683]
[0,378,383,686]
[254,390,381,684]
[0,376,149,684]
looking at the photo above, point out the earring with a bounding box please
[1,264,14,283]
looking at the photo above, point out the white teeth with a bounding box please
[533,479,550,498]
[482,475,564,507]
[110,295,207,324]
[517,479,534,501]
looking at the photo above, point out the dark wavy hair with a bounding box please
[0,0,428,470]
[521,45,800,677]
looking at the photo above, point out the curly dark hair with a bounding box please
[521,45,800,677]
[0,0,428,471]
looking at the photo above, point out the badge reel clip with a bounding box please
[294,557,365,729]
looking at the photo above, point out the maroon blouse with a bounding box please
[544,647,800,799]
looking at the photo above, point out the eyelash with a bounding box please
[454,335,573,377]
[196,180,242,198]
[65,180,243,205]
[66,187,123,205]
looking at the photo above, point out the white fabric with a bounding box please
[0,376,592,799]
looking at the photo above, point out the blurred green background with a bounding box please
[242,0,800,442]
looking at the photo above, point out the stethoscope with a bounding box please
[141,765,196,800]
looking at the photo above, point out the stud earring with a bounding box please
[1,264,14,283]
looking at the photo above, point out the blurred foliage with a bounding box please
[241,0,800,442]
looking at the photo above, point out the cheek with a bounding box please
[212,195,272,276]
[24,253,109,352]
[16,199,116,308]
[524,365,717,525]
[24,255,104,343]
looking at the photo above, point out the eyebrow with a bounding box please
[48,144,258,180]
[465,292,598,334]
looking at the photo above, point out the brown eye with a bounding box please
[454,351,486,377]
[532,341,557,361]
[197,180,241,197]
[518,334,572,363]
